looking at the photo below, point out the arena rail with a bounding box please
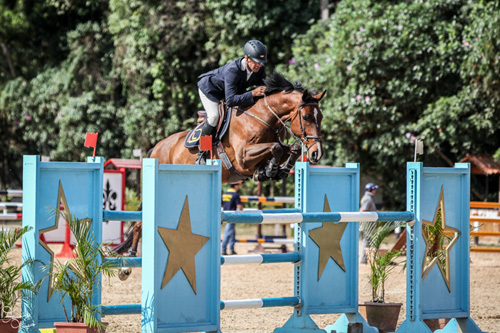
[470,201,500,252]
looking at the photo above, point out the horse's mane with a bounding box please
[264,72,305,96]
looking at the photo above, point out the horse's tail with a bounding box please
[147,148,154,158]
[113,231,133,254]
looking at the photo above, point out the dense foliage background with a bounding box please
[279,0,500,206]
[1,0,499,207]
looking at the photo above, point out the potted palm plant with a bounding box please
[46,211,118,333]
[1,226,40,333]
[359,221,404,333]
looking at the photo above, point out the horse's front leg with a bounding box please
[239,142,285,181]
[273,144,301,180]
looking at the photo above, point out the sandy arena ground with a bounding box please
[9,229,500,332]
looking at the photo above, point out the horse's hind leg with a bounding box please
[117,221,142,281]
[129,222,142,257]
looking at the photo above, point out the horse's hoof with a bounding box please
[273,169,290,181]
[265,165,279,178]
[253,168,268,182]
[119,267,132,281]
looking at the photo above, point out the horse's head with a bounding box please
[289,90,326,164]
[262,73,326,164]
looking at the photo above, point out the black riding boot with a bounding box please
[195,122,217,165]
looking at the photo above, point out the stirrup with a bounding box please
[195,151,206,165]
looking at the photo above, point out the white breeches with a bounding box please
[199,89,220,127]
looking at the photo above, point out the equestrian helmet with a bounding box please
[244,40,267,63]
[365,183,378,191]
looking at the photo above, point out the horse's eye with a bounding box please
[302,114,310,122]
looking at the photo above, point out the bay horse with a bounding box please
[151,72,326,183]
[115,73,326,276]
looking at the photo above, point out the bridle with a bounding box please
[243,94,322,154]
[291,100,323,144]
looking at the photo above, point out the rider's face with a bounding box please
[246,56,262,72]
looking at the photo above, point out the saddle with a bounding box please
[184,103,232,149]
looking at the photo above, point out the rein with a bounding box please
[252,94,322,152]
[242,108,293,148]
[263,95,300,144]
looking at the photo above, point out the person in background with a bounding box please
[221,183,243,255]
[359,182,378,264]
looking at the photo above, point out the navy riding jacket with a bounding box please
[197,57,266,107]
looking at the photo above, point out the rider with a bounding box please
[196,39,268,164]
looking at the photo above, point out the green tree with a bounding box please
[204,0,320,67]
[415,1,500,164]
[0,0,110,187]
[1,0,323,188]
[281,0,500,208]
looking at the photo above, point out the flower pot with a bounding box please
[54,322,108,333]
[424,318,451,330]
[359,302,402,333]
[0,318,21,332]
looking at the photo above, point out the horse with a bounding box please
[115,73,326,276]
[150,72,325,183]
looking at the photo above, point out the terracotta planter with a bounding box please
[0,318,21,332]
[359,302,402,333]
[424,318,451,330]
[54,322,107,333]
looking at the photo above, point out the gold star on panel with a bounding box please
[308,195,347,281]
[39,180,70,301]
[158,195,209,294]
[421,186,460,292]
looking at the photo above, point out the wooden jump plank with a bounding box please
[469,216,500,223]
[470,201,500,209]
[470,247,500,252]
[470,231,500,237]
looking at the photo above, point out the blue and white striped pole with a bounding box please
[220,297,299,310]
[102,297,301,315]
[103,210,142,222]
[0,189,22,197]
[220,252,300,265]
[222,211,414,224]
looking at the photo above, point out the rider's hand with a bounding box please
[252,86,266,97]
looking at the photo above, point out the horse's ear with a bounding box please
[302,90,309,102]
[314,90,327,102]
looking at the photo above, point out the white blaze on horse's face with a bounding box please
[299,103,323,164]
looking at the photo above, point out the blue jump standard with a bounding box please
[21,157,483,332]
